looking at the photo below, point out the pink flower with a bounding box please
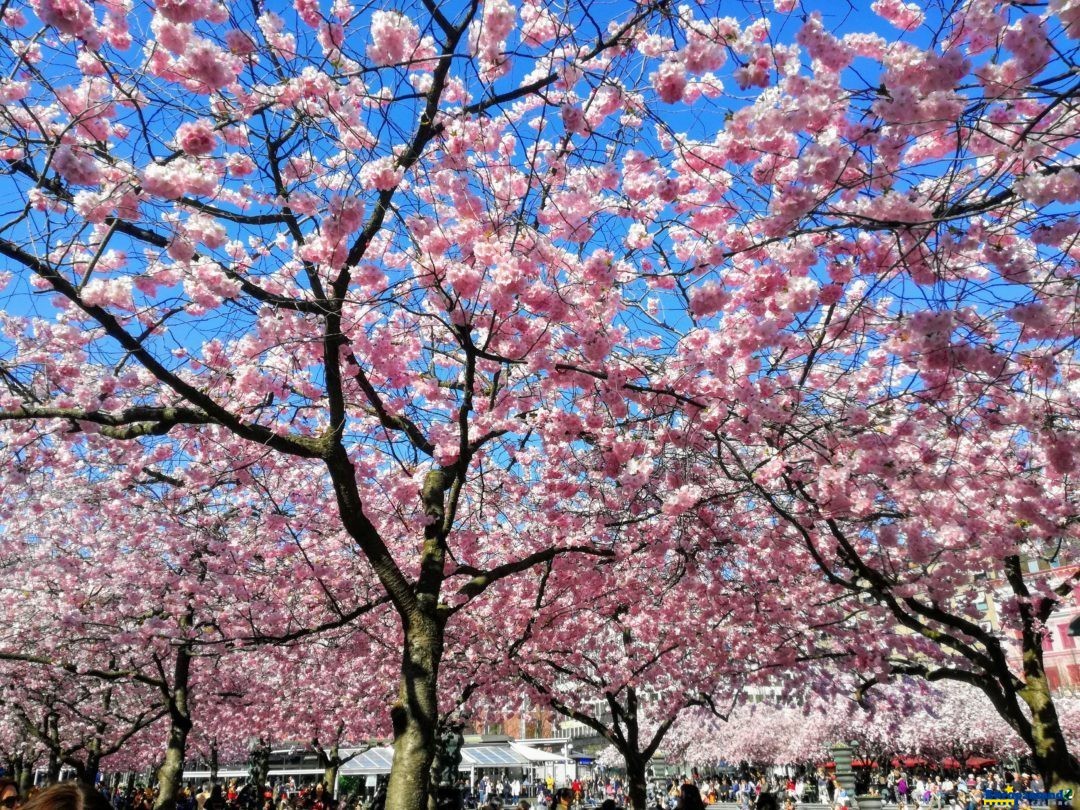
[151,15,190,53]
[689,282,728,318]
[775,276,819,313]
[52,145,101,186]
[1046,436,1076,475]
[81,277,135,310]
[871,0,924,31]
[796,13,853,73]
[1051,0,1080,39]
[176,119,218,155]
[184,258,241,310]
[225,29,256,55]
[560,104,587,135]
[322,196,365,242]
[662,484,702,516]
[681,30,726,74]
[31,0,93,37]
[225,153,256,177]
[176,39,240,92]
[359,156,403,191]
[73,190,113,223]
[367,10,420,66]
[168,237,196,261]
[468,0,516,78]
[1003,15,1051,77]
[520,2,558,45]
[652,59,687,104]
[154,0,214,24]
[141,157,221,199]
[294,0,321,27]
[0,80,28,103]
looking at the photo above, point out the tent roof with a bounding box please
[508,743,566,763]
[339,744,561,776]
[339,747,396,776]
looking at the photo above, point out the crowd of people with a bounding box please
[94,780,341,810]
[683,767,1062,810]
[0,766,1064,810]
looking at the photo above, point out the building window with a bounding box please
[1047,668,1062,691]
[1058,623,1077,650]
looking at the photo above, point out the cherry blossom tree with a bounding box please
[462,538,763,810]
[5,0,1080,806]
[515,0,1080,796]
[0,716,45,795]
[666,683,1029,773]
[0,659,166,788]
[0,446,389,808]
[0,0,695,805]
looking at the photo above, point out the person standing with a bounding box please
[896,774,909,810]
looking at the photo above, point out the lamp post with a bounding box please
[833,744,854,792]
[832,743,881,810]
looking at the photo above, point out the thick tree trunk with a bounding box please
[153,712,192,810]
[210,743,219,783]
[7,756,24,795]
[45,714,61,785]
[1001,555,1080,810]
[79,751,101,789]
[17,760,33,795]
[153,644,193,810]
[250,740,271,796]
[385,615,444,810]
[321,740,340,793]
[624,753,648,810]
[1017,677,1080,808]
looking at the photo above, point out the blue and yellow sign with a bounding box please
[982,790,1074,808]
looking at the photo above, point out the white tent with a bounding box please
[508,743,564,764]
[337,747,396,777]
[338,742,567,787]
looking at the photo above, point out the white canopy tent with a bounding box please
[338,742,569,790]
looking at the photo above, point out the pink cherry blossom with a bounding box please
[359,156,403,191]
[31,0,94,37]
[175,119,218,155]
[52,145,102,186]
[367,10,420,67]
[652,59,687,103]
[2,2,1080,808]
[154,0,215,24]
[871,0,925,31]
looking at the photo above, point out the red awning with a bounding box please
[821,759,876,769]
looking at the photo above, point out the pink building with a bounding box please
[1043,587,1080,694]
